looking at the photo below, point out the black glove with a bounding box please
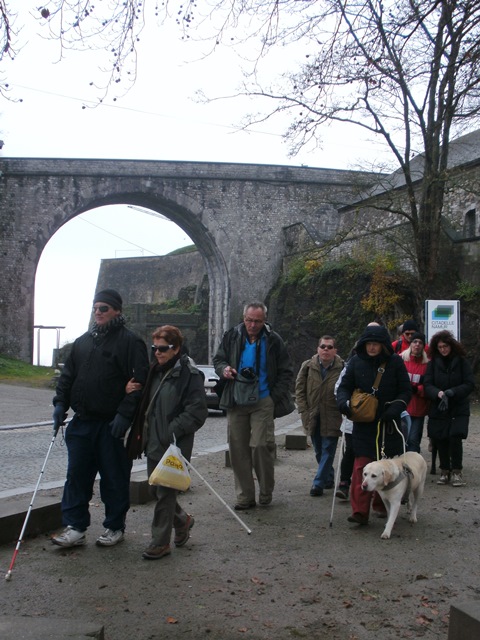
[438,396,449,411]
[110,413,131,438]
[444,389,455,398]
[53,403,67,434]
[339,401,352,419]
[381,401,403,422]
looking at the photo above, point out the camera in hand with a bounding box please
[240,367,256,380]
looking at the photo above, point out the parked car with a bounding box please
[196,364,223,411]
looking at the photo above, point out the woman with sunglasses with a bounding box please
[424,330,475,487]
[128,325,208,560]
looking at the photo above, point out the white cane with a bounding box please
[185,458,252,535]
[329,426,346,528]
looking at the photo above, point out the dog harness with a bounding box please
[383,462,414,496]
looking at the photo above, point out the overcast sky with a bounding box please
[1,7,389,364]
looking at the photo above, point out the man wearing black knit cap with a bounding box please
[392,319,420,354]
[51,289,149,548]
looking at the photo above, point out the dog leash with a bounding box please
[376,419,406,460]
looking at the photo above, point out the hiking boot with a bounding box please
[174,514,195,547]
[437,471,450,485]
[451,471,466,487]
[142,543,171,560]
[51,526,86,548]
[310,486,324,497]
[335,483,349,500]
[259,494,273,506]
[96,529,124,547]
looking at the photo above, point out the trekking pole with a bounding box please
[185,458,252,535]
[329,427,346,528]
[5,423,62,581]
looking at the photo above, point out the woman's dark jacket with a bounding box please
[54,323,149,421]
[424,354,474,440]
[213,322,295,418]
[127,354,208,461]
[336,325,412,459]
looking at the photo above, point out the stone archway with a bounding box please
[0,158,369,363]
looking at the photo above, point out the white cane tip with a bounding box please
[5,572,12,581]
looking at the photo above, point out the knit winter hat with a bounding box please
[411,332,426,345]
[93,289,123,310]
[402,319,419,332]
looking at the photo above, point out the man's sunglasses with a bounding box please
[151,344,175,353]
[319,344,335,350]
[92,305,111,313]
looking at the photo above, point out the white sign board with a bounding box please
[425,300,460,342]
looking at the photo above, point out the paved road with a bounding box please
[0,383,301,498]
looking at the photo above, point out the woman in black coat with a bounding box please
[424,330,475,487]
[336,325,412,525]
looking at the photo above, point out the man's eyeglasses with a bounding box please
[93,305,111,313]
[244,318,264,325]
[151,344,174,353]
[319,344,335,350]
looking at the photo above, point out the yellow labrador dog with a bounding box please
[361,452,427,539]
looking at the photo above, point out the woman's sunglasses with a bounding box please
[151,344,174,353]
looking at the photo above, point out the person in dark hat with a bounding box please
[51,288,149,549]
[336,324,412,525]
[392,319,420,354]
[401,332,430,453]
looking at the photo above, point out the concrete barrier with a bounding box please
[0,472,152,546]
[0,496,61,546]
[448,601,480,640]
[285,433,308,449]
[0,616,104,639]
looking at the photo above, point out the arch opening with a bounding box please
[34,200,228,366]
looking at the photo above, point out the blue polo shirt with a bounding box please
[239,336,269,398]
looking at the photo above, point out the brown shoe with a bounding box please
[174,514,195,547]
[142,543,171,560]
[347,513,369,525]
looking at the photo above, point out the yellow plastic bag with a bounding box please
[148,443,191,491]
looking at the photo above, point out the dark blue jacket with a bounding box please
[54,323,149,421]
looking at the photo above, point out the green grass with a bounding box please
[0,355,58,388]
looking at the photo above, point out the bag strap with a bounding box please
[372,362,387,394]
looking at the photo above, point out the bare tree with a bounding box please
[212,0,480,298]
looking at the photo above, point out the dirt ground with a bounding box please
[1,409,480,640]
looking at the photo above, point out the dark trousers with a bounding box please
[340,433,354,484]
[61,415,132,532]
[435,436,464,471]
[406,416,425,453]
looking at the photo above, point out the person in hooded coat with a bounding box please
[336,325,412,525]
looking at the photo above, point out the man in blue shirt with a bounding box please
[214,302,294,510]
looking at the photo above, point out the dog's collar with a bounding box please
[383,463,414,491]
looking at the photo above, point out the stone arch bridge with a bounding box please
[0,158,371,362]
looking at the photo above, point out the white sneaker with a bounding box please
[52,526,86,548]
[451,472,466,487]
[96,529,124,547]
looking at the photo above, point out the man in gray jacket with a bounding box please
[214,302,294,510]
